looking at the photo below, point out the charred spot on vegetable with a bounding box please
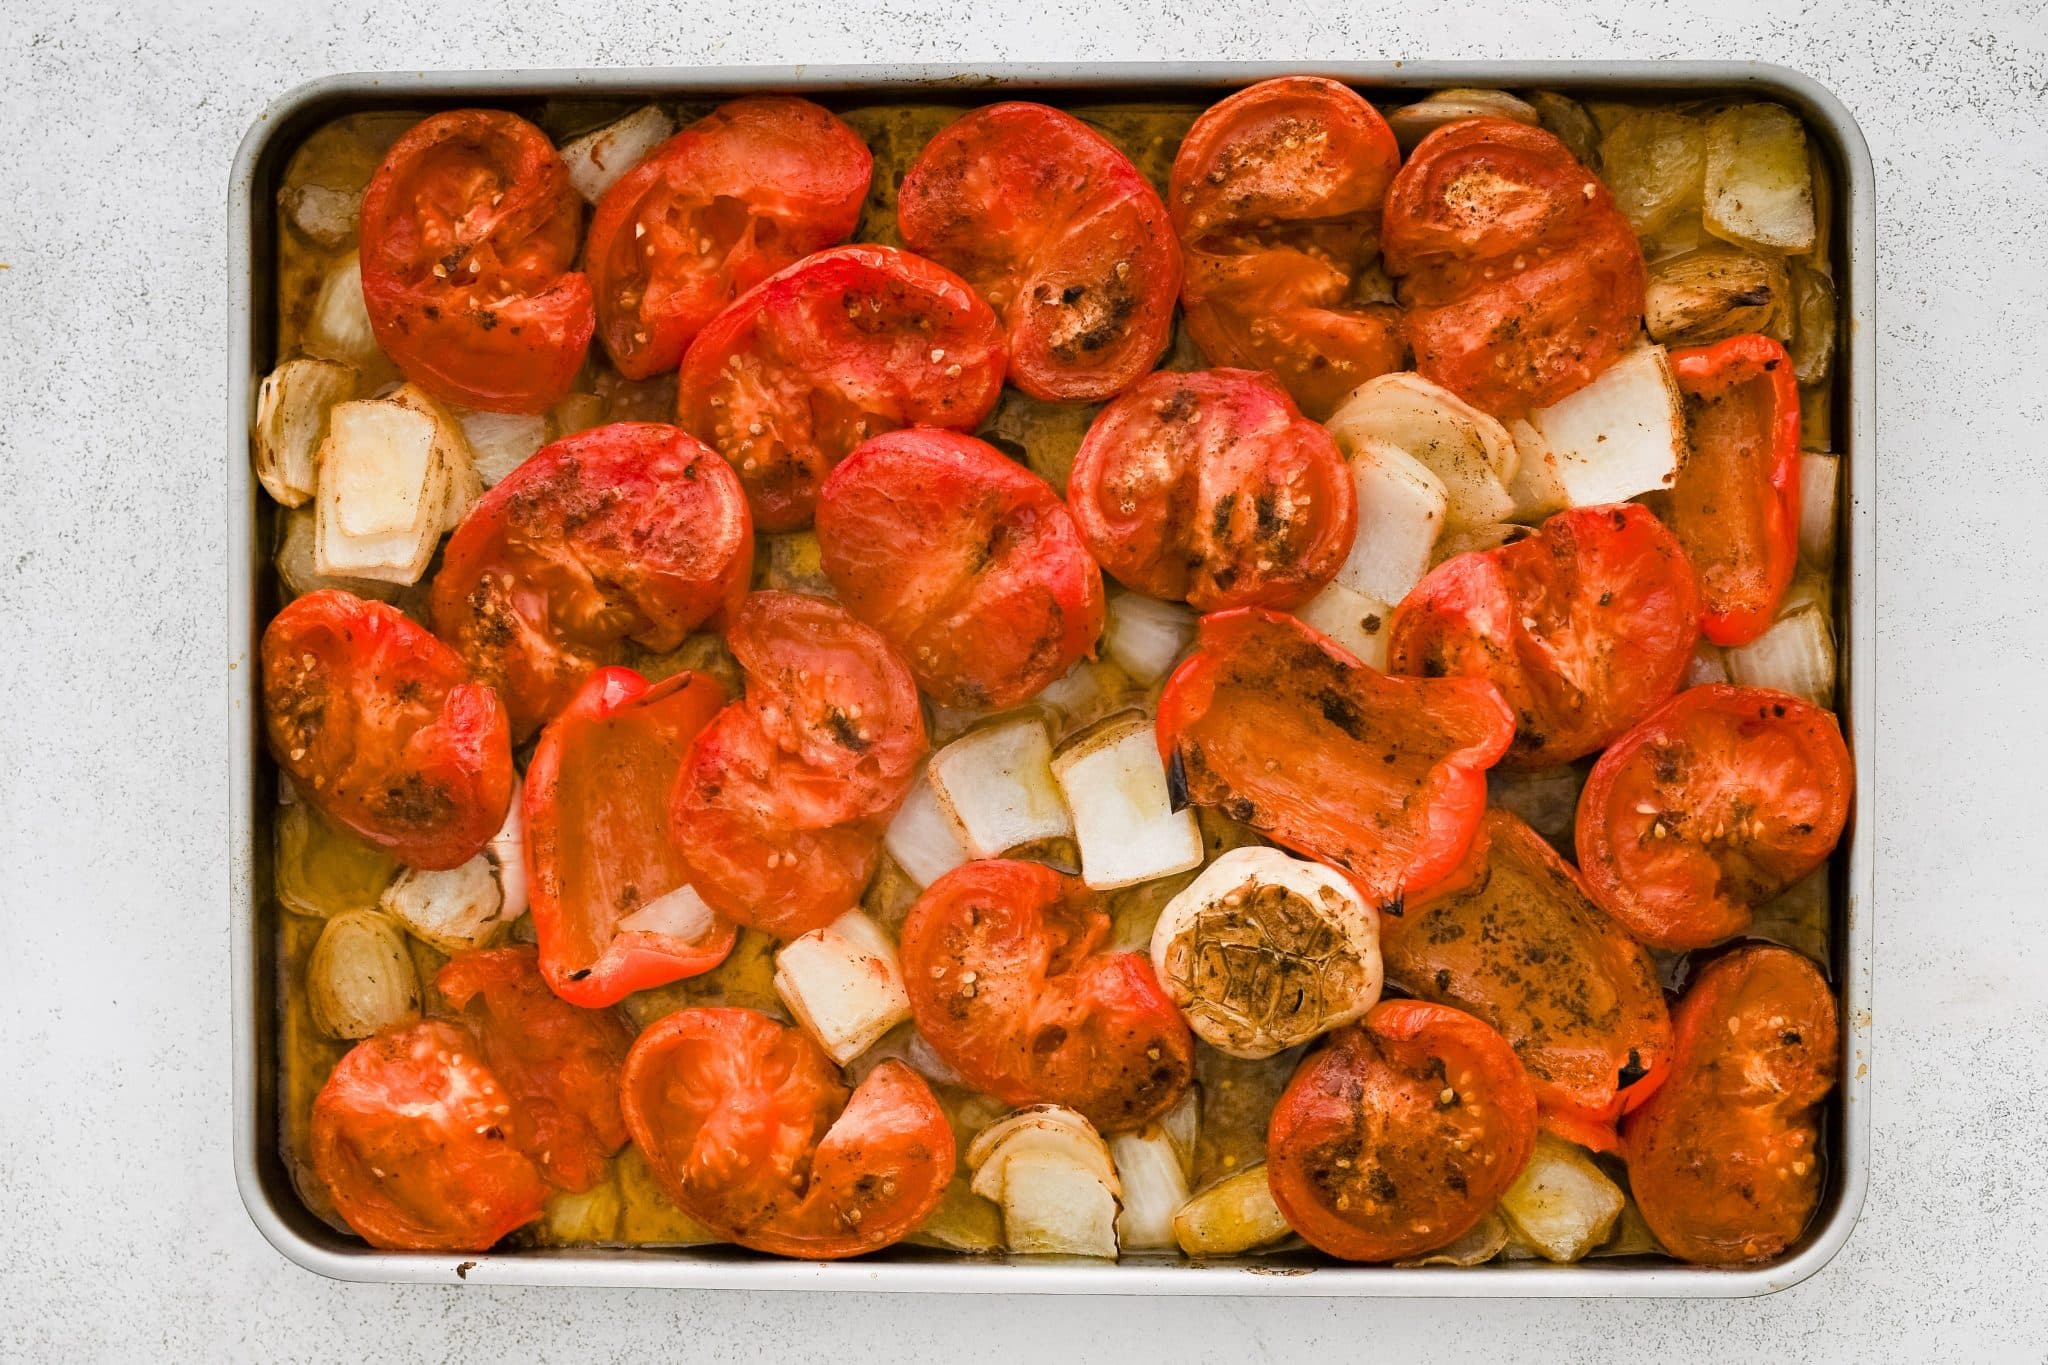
[1617,1049,1649,1089]
[1166,746,1192,812]
[823,706,869,752]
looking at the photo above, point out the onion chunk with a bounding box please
[1052,714,1203,891]
[1704,104,1816,254]
[1527,345,1687,507]
[306,908,421,1040]
[561,105,678,204]
[1497,1134,1626,1263]
[773,910,913,1065]
[926,716,1073,860]
[1173,1164,1291,1256]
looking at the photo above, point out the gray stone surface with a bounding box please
[2,2,2044,1360]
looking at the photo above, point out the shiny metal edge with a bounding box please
[227,60,1875,1297]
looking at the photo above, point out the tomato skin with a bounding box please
[1156,609,1515,907]
[816,428,1105,708]
[586,97,872,381]
[899,860,1194,1133]
[311,1020,548,1251]
[898,102,1180,402]
[430,422,753,740]
[1066,369,1357,611]
[524,667,737,1007]
[1666,334,1803,646]
[1169,77,1406,419]
[435,945,634,1192]
[1383,119,1646,417]
[1622,945,1839,1264]
[263,589,514,870]
[1384,809,1671,1152]
[674,244,1007,532]
[619,1007,954,1259]
[359,110,593,414]
[1576,684,1852,951]
[1387,502,1702,767]
[1267,1001,1538,1262]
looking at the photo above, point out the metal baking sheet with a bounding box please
[227,60,1875,1296]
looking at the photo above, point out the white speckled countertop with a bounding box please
[4,1,2045,1359]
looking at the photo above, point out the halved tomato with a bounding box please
[899,860,1194,1133]
[1066,368,1356,611]
[524,667,736,1007]
[1383,809,1671,1153]
[585,97,872,380]
[1156,609,1514,907]
[673,592,927,940]
[310,1020,547,1251]
[430,422,753,740]
[815,428,1104,708]
[436,945,634,1192]
[262,589,513,870]
[619,1006,953,1258]
[674,244,1006,531]
[1576,684,1852,950]
[897,101,1180,401]
[1387,503,1701,767]
[1622,944,1838,1264]
[1266,1001,1537,1262]
[359,109,593,413]
[1383,119,1646,417]
[1169,77,1406,418]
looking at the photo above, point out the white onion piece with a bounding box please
[561,105,677,203]
[1724,603,1835,708]
[968,1105,1121,1258]
[274,506,401,603]
[884,775,972,887]
[1159,1086,1199,1182]
[380,854,508,954]
[1505,418,1569,522]
[926,716,1072,860]
[615,882,717,940]
[314,398,447,584]
[485,782,528,921]
[1329,435,1447,605]
[1498,1134,1626,1263]
[1052,714,1203,891]
[1291,581,1393,671]
[773,911,912,1066]
[457,409,549,488]
[304,252,382,370]
[255,357,356,507]
[1528,346,1687,507]
[1703,104,1816,254]
[306,909,421,1040]
[1399,1209,1512,1267]
[1103,593,1196,685]
[1799,452,1839,567]
[968,1105,1120,1194]
[1386,88,1538,150]
[385,384,482,532]
[1324,373,1517,530]
[1173,1165,1292,1256]
[1684,641,1729,688]
[1110,1127,1192,1251]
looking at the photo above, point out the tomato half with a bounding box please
[524,667,737,1007]
[263,589,513,870]
[1382,119,1646,417]
[1387,503,1701,767]
[815,428,1105,708]
[1156,609,1515,907]
[310,1020,547,1251]
[359,109,593,413]
[897,102,1180,402]
[1665,334,1802,646]
[1621,945,1838,1264]
[430,422,753,740]
[673,592,927,939]
[900,860,1194,1133]
[619,1007,953,1258]
[674,244,1006,531]
[1266,1001,1538,1262]
[585,97,872,380]
[1168,77,1406,419]
[1383,809,1671,1153]
[1576,684,1852,950]
[435,945,633,1192]
[1065,368,1357,611]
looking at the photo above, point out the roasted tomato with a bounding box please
[1157,609,1514,907]
[1664,334,1802,646]
[358,110,593,413]
[899,860,1194,1133]
[674,244,1006,531]
[436,945,634,1192]
[1387,503,1701,767]
[1382,119,1646,417]
[897,101,1180,402]
[1576,684,1852,950]
[815,428,1104,708]
[524,667,737,1007]
[310,1020,547,1251]
[262,589,513,870]
[1267,1001,1538,1262]
[619,1007,953,1258]
[430,422,752,740]
[585,97,872,380]
[1065,369,1357,611]
[1622,945,1839,1264]
[673,593,927,939]
[1168,77,1406,418]
[1383,809,1671,1152]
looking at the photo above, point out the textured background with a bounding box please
[3,1,2044,1360]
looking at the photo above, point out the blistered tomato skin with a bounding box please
[1622,945,1839,1265]
[1066,369,1357,611]
[262,589,515,871]
[359,109,594,414]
